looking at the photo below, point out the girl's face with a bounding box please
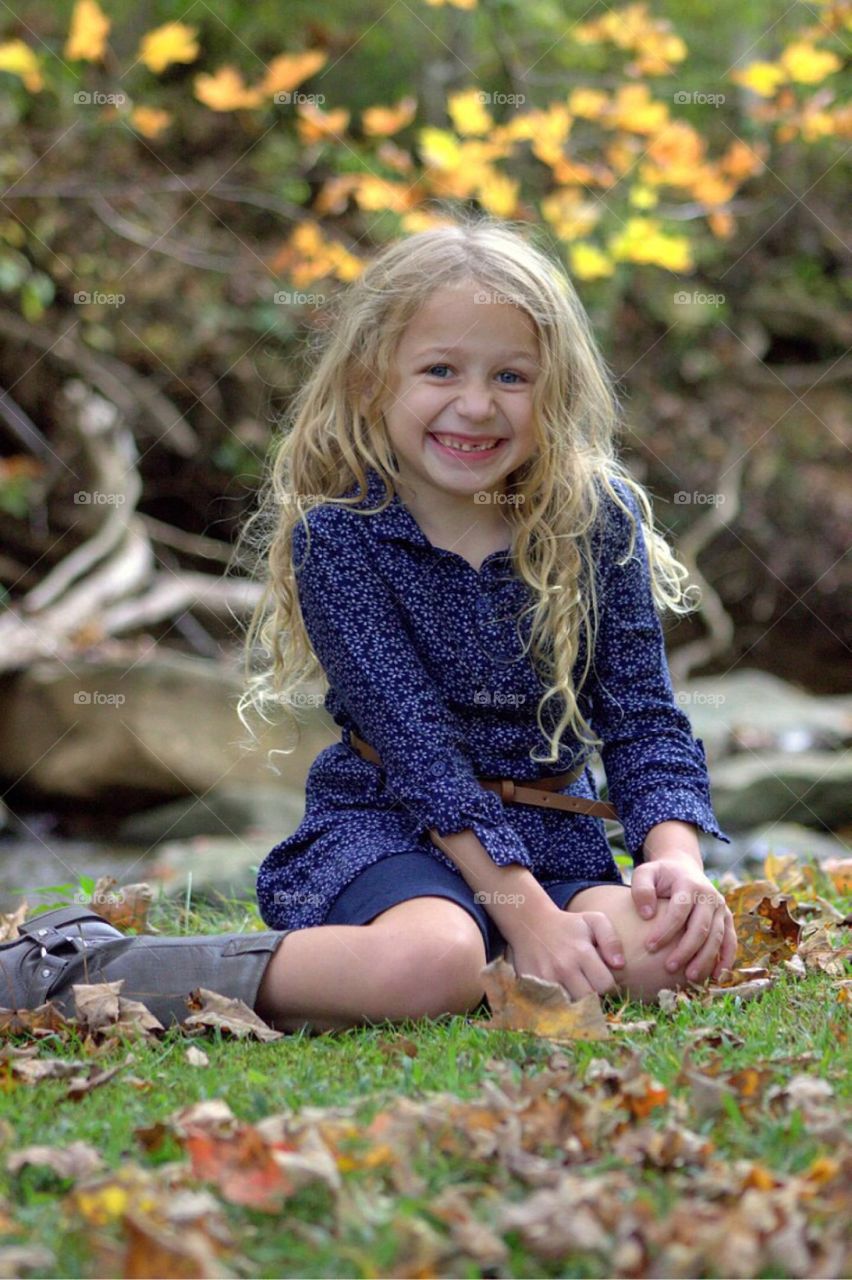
[380,280,541,499]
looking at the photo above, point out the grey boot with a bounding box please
[0,905,291,1028]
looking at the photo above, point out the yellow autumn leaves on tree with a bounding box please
[0,0,847,290]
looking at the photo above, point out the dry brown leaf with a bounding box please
[478,955,610,1041]
[7,1140,104,1180]
[0,1245,56,1277]
[703,976,775,1002]
[797,922,852,976]
[122,1208,234,1279]
[0,1003,72,1037]
[186,1045,210,1067]
[183,989,285,1042]
[822,857,852,894]
[88,876,156,933]
[0,902,28,944]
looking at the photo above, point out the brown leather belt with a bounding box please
[347,730,619,821]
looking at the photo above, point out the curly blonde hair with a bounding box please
[233,210,699,769]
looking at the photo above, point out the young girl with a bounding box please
[242,213,737,1032]
[1,215,737,1034]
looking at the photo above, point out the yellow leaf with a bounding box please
[448,88,493,136]
[423,0,477,8]
[351,176,414,213]
[194,66,264,111]
[708,210,735,239]
[0,39,43,92]
[138,22,200,76]
[609,84,670,134]
[296,101,350,143]
[568,87,609,120]
[569,242,615,280]
[730,61,786,97]
[417,126,463,171]
[65,0,110,62]
[362,96,417,136]
[629,183,658,209]
[476,169,519,217]
[609,218,693,271]
[780,40,842,84]
[541,189,601,239]
[259,49,327,97]
[130,105,172,138]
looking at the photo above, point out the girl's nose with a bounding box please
[454,381,496,421]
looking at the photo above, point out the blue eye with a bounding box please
[424,365,526,383]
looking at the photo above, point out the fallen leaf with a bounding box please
[183,989,284,1042]
[186,1045,210,1067]
[0,1245,56,1277]
[478,956,610,1041]
[7,1140,104,1180]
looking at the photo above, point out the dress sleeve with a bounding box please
[586,481,733,865]
[291,509,534,872]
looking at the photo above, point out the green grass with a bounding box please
[0,877,849,1278]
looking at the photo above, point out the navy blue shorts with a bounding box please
[324,851,627,964]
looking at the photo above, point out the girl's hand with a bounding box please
[502,906,626,1000]
[630,857,738,982]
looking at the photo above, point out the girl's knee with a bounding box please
[566,885,692,1003]
[369,898,489,1017]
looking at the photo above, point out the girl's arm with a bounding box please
[587,479,732,866]
[586,484,737,979]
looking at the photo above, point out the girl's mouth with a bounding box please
[428,433,507,461]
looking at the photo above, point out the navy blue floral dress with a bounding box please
[256,466,731,933]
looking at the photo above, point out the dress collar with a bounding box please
[344,467,433,548]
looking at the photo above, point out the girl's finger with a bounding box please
[718,910,738,973]
[629,864,659,921]
[645,888,695,952]
[658,895,717,970]
[581,948,619,997]
[683,911,727,983]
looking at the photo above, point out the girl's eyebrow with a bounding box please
[413,344,539,363]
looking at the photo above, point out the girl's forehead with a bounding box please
[397,283,539,353]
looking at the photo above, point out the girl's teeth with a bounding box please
[434,435,499,453]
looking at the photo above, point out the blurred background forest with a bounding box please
[0,0,849,908]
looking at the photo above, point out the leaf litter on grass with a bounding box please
[0,854,849,1276]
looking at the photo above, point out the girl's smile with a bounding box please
[380,279,540,531]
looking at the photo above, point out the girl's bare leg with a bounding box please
[254,896,488,1033]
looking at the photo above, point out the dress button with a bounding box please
[42,968,51,978]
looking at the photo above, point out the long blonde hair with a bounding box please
[233,210,699,768]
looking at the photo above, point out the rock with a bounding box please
[116,785,305,844]
[733,822,851,864]
[148,835,278,902]
[709,750,852,830]
[674,670,852,763]
[0,652,335,806]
